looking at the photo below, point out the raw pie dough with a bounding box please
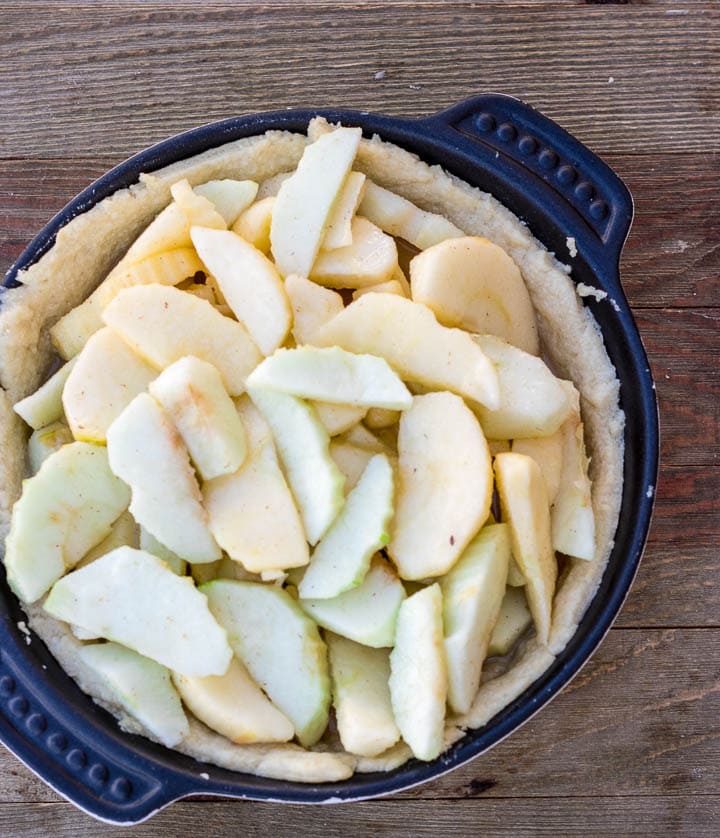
[0,118,624,784]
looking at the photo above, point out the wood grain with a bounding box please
[0,3,718,158]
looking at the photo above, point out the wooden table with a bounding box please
[1,1,718,835]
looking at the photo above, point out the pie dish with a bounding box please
[0,95,658,823]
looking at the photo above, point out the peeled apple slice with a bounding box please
[194,179,258,226]
[173,657,294,744]
[488,587,533,657]
[299,454,394,599]
[170,179,226,230]
[45,547,232,676]
[27,422,73,473]
[80,642,189,748]
[310,217,398,289]
[390,392,493,580]
[247,346,412,410]
[313,294,500,410]
[149,356,247,481]
[471,334,571,439]
[352,279,404,300]
[232,196,275,254]
[5,442,130,603]
[410,236,540,355]
[249,388,345,545]
[285,274,344,346]
[389,584,447,762]
[441,523,511,714]
[322,171,366,251]
[359,181,464,250]
[314,402,368,437]
[102,284,261,396]
[14,357,77,430]
[271,126,362,277]
[327,634,400,757]
[513,432,564,505]
[329,441,376,493]
[202,580,330,747]
[191,226,291,356]
[106,393,221,564]
[494,452,557,645]
[76,511,139,570]
[62,327,158,443]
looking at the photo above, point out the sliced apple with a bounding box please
[247,346,412,410]
[310,217,398,288]
[285,274,344,346]
[80,642,189,747]
[513,432,563,505]
[27,422,73,473]
[327,634,400,757]
[389,583,447,762]
[494,452,557,645]
[102,284,261,395]
[173,656,294,744]
[14,357,77,430]
[300,556,405,648]
[5,442,130,603]
[552,384,595,561]
[441,523,511,713]
[352,279,404,300]
[194,179,258,226]
[314,402,367,436]
[507,557,526,587]
[191,555,259,586]
[271,126,362,277]
[62,327,158,443]
[76,511,139,570]
[299,454,394,599]
[106,393,221,564]
[359,180,464,250]
[488,439,511,457]
[191,227,291,355]
[364,407,400,430]
[123,203,195,264]
[249,387,345,545]
[170,179,226,230]
[337,423,391,454]
[231,196,275,254]
[390,392,493,580]
[329,441,376,493]
[313,294,500,410]
[411,236,539,355]
[471,334,571,439]
[488,586,533,657]
[202,580,330,747]
[149,356,247,481]
[45,547,232,676]
[139,527,187,576]
[322,171,366,251]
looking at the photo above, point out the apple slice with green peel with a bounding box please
[494,452,557,645]
[389,392,493,580]
[300,556,405,648]
[285,274,344,346]
[299,454,394,599]
[76,511,139,570]
[389,583,447,762]
[45,547,232,676]
[27,422,73,473]
[79,642,189,748]
[329,441,376,493]
[247,346,412,411]
[170,179,226,229]
[271,126,361,277]
[191,227,291,356]
[552,385,595,561]
[62,328,158,443]
[173,656,294,744]
[5,442,130,603]
[322,171,366,251]
[359,181,464,250]
[194,179,258,226]
[139,527,187,576]
[314,402,368,437]
[471,334,571,439]
[310,217,398,288]
[103,284,261,396]
[441,523,511,713]
[249,388,344,545]
[106,393,221,564]
[313,294,500,410]
[14,357,77,430]
[513,431,563,505]
[232,196,275,255]
[411,236,540,355]
[488,587,533,657]
[202,443,310,574]
[149,356,247,481]
[202,580,330,747]
[327,634,400,757]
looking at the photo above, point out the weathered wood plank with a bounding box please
[0,4,718,158]
[0,629,717,805]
